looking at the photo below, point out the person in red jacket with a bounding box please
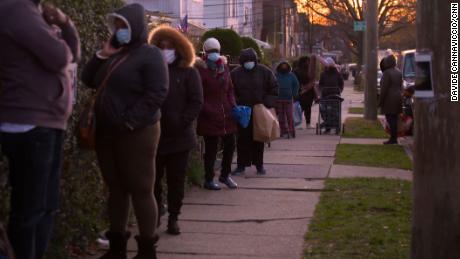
[196,38,238,190]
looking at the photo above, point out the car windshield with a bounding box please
[403,53,416,78]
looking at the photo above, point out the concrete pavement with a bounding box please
[91,79,413,259]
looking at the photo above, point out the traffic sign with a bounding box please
[354,21,366,31]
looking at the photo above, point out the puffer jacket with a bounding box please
[195,56,238,137]
[231,48,279,108]
[149,25,203,154]
[82,4,169,132]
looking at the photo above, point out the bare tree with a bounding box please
[296,0,416,64]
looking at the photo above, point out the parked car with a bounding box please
[376,69,383,97]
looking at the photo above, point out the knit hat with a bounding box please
[325,57,336,67]
[203,37,221,52]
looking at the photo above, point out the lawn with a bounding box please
[304,178,412,259]
[335,144,412,170]
[349,107,364,114]
[343,117,388,139]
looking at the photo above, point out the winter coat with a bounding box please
[82,4,169,132]
[195,56,238,137]
[0,0,81,130]
[318,67,344,97]
[275,61,300,101]
[149,26,203,154]
[231,48,279,108]
[379,55,402,114]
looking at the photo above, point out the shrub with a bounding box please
[240,36,264,61]
[200,28,243,58]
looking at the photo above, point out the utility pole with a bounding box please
[411,1,460,258]
[364,0,378,120]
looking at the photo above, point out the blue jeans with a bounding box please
[1,127,64,259]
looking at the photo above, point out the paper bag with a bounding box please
[253,104,280,142]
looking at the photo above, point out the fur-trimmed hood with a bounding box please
[149,25,195,68]
[194,55,228,69]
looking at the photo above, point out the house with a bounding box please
[202,0,253,36]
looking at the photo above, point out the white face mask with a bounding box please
[162,49,177,64]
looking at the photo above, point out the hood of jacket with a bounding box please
[149,25,195,68]
[276,60,292,74]
[382,55,397,70]
[108,3,147,48]
[238,48,258,65]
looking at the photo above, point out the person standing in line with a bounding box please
[293,55,317,129]
[275,61,299,138]
[231,48,279,175]
[82,4,169,258]
[149,25,203,235]
[318,57,344,134]
[379,55,403,145]
[0,0,80,258]
[195,38,238,191]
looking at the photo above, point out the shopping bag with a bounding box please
[383,114,413,137]
[232,105,252,128]
[293,101,303,127]
[253,104,280,142]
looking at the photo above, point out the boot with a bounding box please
[99,231,130,259]
[167,215,181,235]
[133,235,159,259]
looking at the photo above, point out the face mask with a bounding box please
[162,49,177,64]
[115,29,131,45]
[244,61,256,70]
[207,52,220,62]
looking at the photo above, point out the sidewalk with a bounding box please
[92,80,412,258]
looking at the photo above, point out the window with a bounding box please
[244,6,249,25]
[229,0,237,17]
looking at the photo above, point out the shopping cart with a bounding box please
[316,87,344,135]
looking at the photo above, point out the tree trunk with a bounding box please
[364,0,378,120]
[411,1,460,258]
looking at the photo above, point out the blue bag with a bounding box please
[232,106,252,128]
[293,101,303,127]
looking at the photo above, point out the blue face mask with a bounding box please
[116,29,131,45]
[244,61,256,70]
[207,52,220,62]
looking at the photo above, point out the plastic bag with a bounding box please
[293,101,303,127]
[232,106,252,128]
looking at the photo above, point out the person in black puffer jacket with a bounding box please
[149,25,203,236]
[231,48,279,175]
[81,4,169,259]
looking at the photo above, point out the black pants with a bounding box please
[237,121,264,167]
[385,114,398,141]
[203,134,235,182]
[154,151,190,218]
[1,127,64,259]
[300,90,316,124]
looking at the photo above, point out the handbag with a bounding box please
[77,54,130,149]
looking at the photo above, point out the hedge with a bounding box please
[200,28,243,57]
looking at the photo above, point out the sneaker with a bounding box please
[203,180,221,190]
[256,166,266,175]
[219,176,238,189]
[231,166,245,176]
